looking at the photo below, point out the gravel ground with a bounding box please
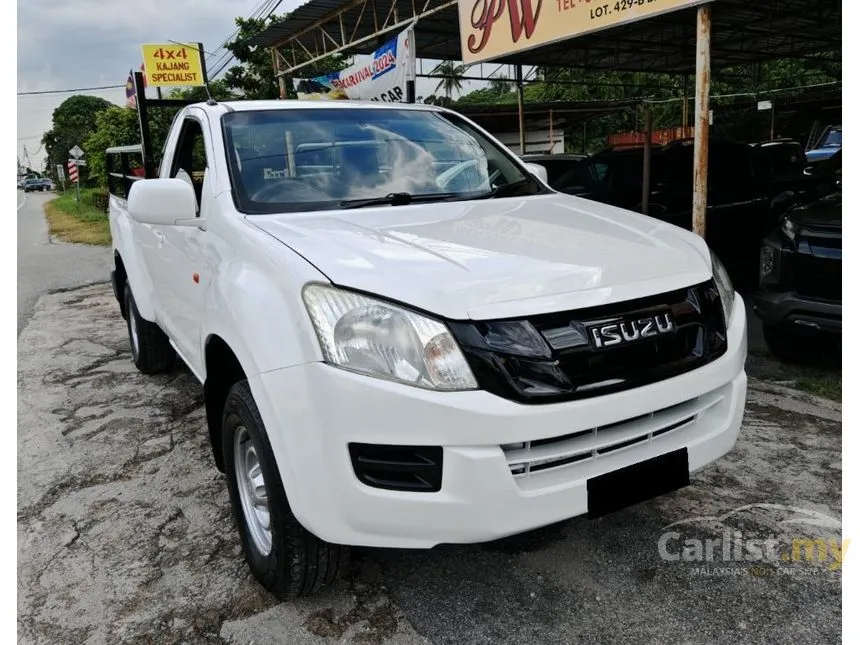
[17,284,842,645]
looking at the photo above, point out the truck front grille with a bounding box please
[794,252,841,302]
[449,280,727,404]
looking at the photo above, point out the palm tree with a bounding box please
[431,60,471,101]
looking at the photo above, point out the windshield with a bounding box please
[222,108,541,213]
[821,128,842,148]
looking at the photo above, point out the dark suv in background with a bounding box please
[753,152,841,362]
[528,138,822,291]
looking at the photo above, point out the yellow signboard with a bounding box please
[141,43,205,87]
[458,0,706,64]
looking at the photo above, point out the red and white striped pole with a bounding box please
[67,161,79,202]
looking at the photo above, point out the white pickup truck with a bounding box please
[109,99,747,598]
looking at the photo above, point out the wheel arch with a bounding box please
[203,334,250,472]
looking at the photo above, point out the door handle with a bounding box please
[154,231,165,247]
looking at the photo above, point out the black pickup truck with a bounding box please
[753,189,841,362]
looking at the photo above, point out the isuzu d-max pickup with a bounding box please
[109,100,747,598]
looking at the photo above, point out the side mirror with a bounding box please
[524,162,549,185]
[128,178,198,226]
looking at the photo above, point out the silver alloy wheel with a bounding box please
[234,425,272,555]
[129,305,140,356]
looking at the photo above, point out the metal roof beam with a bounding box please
[272,0,456,75]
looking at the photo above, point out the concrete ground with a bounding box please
[17,284,842,645]
[16,190,111,334]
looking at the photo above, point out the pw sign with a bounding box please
[458,0,707,63]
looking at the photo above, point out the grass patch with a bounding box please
[793,375,842,401]
[747,352,841,402]
[43,189,111,246]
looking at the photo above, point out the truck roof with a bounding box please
[197,100,447,114]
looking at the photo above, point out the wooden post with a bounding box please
[516,65,525,154]
[641,102,653,215]
[133,71,155,179]
[274,50,288,100]
[692,4,711,238]
[548,109,554,154]
[682,75,689,129]
[770,100,776,139]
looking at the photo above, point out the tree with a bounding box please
[431,61,471,101]
[488,74,512,96]
[221,13,347,99]
[42,95,113,183]
[83,107,142,186]
[167,79,236,102]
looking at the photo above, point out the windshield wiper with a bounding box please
[462,177,538,201]
[340,192,458,209]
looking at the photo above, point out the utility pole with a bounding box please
[692,4,712,238]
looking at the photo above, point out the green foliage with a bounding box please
[83,107,142,186]
[452,56,840,153]
[221,13,347,99]
[42,95,113,185]
[167,79,236,101]
[431,61,472,100]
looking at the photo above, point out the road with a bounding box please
[17,283,842,645]
[16,189,111,334]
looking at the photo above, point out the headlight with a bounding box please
[710,251,735,325]
[781,216,797,241]
[302,284,478,391]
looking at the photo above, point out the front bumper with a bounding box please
[753,290,841,333]
[250,295,748,549]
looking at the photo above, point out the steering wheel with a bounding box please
[436,160,494,192]
[250,178,331,203]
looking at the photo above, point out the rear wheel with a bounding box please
[222,380,347,598]
[124,284,175,374]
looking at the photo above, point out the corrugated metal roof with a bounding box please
[249,0,840,73]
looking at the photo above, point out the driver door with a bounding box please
[153,113,211,374]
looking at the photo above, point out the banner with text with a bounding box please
[458,0,707,64]
[294,30,410,102]
[141,43,205,87]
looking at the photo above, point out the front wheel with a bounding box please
[222,380,347,599]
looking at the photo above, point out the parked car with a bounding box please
[550,140,777,289]
[22,177,52,192]
[753,190,841,362]
[805,125,841,166]
[110,100,746,599]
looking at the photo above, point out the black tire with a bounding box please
[222,380,347,599]
[762,323,837,365]
[124,284,175,374]
[762,324,800,362]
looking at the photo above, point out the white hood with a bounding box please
[250,194,712,320]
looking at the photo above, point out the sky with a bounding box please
[16,0,486,173]
[17,0,284,171]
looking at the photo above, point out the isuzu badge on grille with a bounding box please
[588,313,675,349]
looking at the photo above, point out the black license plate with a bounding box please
[587,448,690,519]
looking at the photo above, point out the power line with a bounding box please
[210,0,286,80]
[204,0,278,79]
[18,84,124,96]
